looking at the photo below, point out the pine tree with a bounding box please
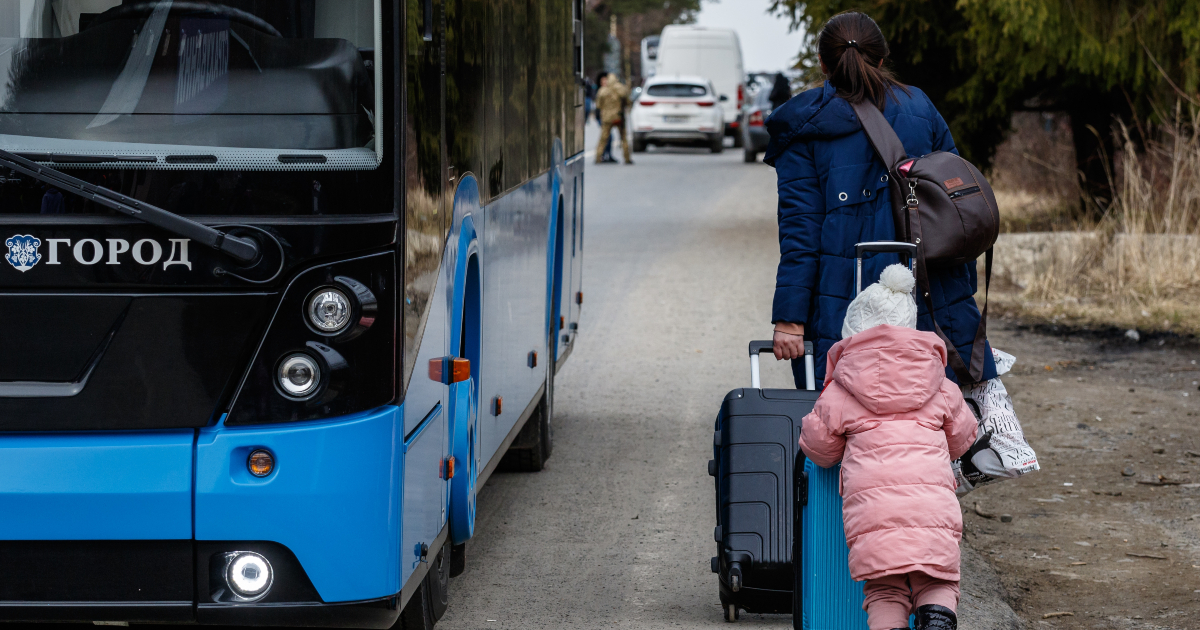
[769,0,1200,209]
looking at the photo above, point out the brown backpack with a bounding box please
[850,100,1000,384]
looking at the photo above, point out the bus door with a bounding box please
[402,0,451,588]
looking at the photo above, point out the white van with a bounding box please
[641,35,660,80]
[654,26,745,143]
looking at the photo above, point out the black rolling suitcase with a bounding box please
[709,340,816,622]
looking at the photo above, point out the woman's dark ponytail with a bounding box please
[817,12,907,110]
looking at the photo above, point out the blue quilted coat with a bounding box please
[764,82,996,386]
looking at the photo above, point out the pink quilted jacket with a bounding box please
[798,325,978,581]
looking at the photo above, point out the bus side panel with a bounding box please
[400,402,448,588]
[399,245,451,593]
[194,407,403,603]
[403,263,450,439]
[563,157,583,358]
[479,174,552,461]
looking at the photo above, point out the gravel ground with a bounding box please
[959,322,1200,629]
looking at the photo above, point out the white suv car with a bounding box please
[631,76,726,153]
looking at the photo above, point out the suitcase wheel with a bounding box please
[723,603,740,622]
[710,556,719,573]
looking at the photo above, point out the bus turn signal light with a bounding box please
[492,396,503,416]
[248,449,275,477]
[450,358,470,383]
[428,357,471,384]
[441,456,455,480]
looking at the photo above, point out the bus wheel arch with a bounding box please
[449,250,481,547]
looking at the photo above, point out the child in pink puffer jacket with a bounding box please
[799,264,978,630]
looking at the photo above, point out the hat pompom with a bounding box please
[878,263,915,294]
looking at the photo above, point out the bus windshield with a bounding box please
[0,0,381,171]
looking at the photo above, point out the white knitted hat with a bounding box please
[841,264,918,338]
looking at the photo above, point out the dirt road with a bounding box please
[965,321,1200,628]
[439,128,1198,630]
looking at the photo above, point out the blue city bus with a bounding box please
[0,0,586,627]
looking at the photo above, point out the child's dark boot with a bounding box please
[915,605,957,630]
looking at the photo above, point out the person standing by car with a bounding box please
[595,72,633,165]
[593,72,615,162]
[585,75,597,123]
[764,11,997,393]
[593,72,606,126]
[768,72,792,111]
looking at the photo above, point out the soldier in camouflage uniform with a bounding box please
[595,73,632,165]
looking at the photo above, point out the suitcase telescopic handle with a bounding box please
[748,340,816,391]
[854,241,918,258]
[854,241,918,297]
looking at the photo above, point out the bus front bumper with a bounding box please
[0,406,407,628]
[0,540,402,628]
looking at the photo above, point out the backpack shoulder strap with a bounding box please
[853,98,992,384]
[850,100,907,169]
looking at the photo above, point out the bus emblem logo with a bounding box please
[5,234,42,272]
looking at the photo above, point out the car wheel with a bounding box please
[710,134,724,154]
[632,134,646,153]
[732,131,743,148]
[743,148,756,163]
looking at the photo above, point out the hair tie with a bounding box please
[845,40,859,49]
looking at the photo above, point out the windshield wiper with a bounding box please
[17,153,157,164]
[0,148,259,264]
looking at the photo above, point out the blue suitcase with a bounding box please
[796,241,918,630]
[796,462,868,629]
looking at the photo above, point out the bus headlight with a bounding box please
[277,354,320,398]
[224,255,393,427]
[306,288,352,333]
[226,552,273,600]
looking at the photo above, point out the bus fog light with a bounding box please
[278,354,320,398]
[248,449,275,477]
[226,552,273,599]
[307,288,351,332]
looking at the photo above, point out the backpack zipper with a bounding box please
[948,185,981,200]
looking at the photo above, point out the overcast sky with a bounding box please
[693,0,807,72]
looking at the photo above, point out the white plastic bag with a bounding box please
[953,348,1040,495]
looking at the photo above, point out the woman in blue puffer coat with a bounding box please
[765,11,996,388]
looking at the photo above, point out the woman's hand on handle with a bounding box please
[772,323,805,361]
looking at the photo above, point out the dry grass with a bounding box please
[990,112,1081,231]
[991,106,1200,336]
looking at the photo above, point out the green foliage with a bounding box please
[584,9,611,78]
[604,0,701,20]
[769,0,1200,172]
[960,1,1200,114]
[769,0,997,165]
